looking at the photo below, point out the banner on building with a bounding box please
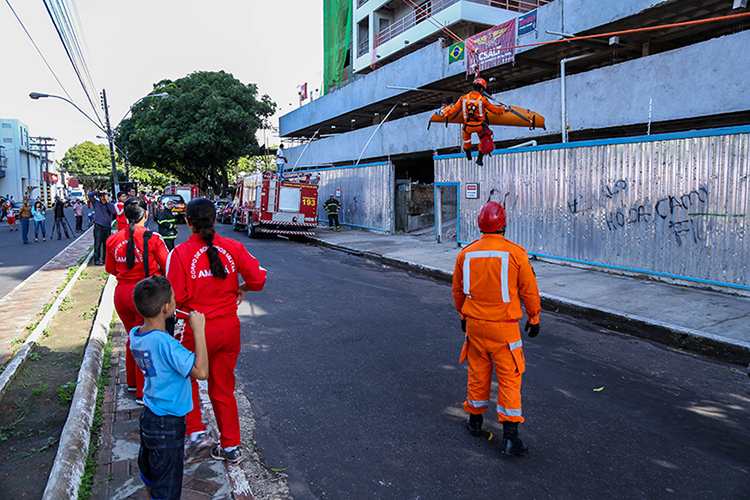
[299,83,308,101]
[518,9,537,38]
[448,41,464,64]
[466,19,516,74]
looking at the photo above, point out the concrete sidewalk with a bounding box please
[305,226,750,364]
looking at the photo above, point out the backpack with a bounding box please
[479,129,495,155]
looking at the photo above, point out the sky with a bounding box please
[1,0,323,160]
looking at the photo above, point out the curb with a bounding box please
[304,235,750,366]
[43,274,117,500]
[0,247,94,405]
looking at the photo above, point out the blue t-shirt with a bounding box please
[129,327,195,417]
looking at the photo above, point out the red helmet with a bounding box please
[478,202,507,233]
[473,78,487,90]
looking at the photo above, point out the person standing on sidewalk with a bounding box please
[6,202,17,232]
[106,197,170,404]
[452,201,541,456]
[323,194,341,231]
[31,201,47,242]
[88,190,116,266]
[157,200,178,251]
[166,198,267,465]
[115,191,128,232]
[73,199,84,232]
[51,197,71,240]
[18,198,32,244]
[131,276,208,500]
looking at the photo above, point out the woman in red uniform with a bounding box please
[166,198,266,465]
[106,197,169,402]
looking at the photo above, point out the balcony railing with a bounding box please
[357,0,369,7]
[358,38,370,57]
[377,0,552,45]
[465,0,552,12]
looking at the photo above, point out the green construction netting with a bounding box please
[323,0,351,95]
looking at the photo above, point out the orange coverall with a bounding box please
[442,91,505,150]
[452,233,541,423]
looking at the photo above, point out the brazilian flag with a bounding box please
[448,42,464,64]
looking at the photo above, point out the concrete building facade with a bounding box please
[280,0,750,290]
[0,119,41,201]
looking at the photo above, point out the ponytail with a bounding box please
[123,197,148,271]
[186,198,227,279]
[126,221,136,269]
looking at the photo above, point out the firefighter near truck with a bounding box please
[234,171,318,238]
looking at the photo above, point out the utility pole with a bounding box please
[30,136,56,205]
[100,89,119,193]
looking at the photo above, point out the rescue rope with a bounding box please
[402,0,464,45]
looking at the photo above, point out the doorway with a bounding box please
[434,182,459,243]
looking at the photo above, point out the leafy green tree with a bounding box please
[59,141,124,192]
[116,70,276,196]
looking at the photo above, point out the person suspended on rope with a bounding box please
[435,78,505,166]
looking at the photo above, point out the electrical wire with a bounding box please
[4,0,73,101]
[42,0,103,126]
[403,0,463,45]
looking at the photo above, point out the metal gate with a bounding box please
[435,126,750,291]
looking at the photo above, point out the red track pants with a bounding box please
[113,283,145,397]
[463,318,526,423]
[179,314,242,448]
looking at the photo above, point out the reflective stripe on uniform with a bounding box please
[463,250,510,302]
[497,405,522,417]
[478,99,483,119]
[509,339,523,351]
[467,398,490,408]
[462,99,467,122]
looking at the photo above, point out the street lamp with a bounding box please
[30,91,169,191]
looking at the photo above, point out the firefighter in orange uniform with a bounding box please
[436,78,505,166]
[452,201,541,456]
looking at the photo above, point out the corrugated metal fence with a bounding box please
[435,126,750,290]
[307,161,395,232]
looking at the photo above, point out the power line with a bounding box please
[4,0,73,101]
[42,0,103,126]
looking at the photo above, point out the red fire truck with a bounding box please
[233,171,318,237]
[163,184,199,203]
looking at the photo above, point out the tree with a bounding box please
[59,141,124,192]
[116,70,276,197]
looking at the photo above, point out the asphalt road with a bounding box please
[210,223,750,500]
[0,208,86,300]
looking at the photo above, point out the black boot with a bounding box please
[476,151,484,166]
[501,421,528,456]
[464,148,472,161]
[465,413,483,437]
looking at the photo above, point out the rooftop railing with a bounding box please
[377,0,552,45]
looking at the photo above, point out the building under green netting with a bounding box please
[323,0,351,95]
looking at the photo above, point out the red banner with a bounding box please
[466,19,516,75]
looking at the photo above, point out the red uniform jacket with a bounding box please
[115,201,127,231]
[166,232,267,319]
[105,225,170,284]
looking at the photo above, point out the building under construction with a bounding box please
[279,0,750,293]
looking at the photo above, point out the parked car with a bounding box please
[218,202,234,224]
[215,199,230,220]
[157,194,186,223]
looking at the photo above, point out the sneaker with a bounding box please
[135,397,144,405]
[185,432,214,464]
[127,386,137,392]
[210,444,244,465]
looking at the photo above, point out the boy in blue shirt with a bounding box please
[131,275,208,500]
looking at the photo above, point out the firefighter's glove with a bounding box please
[436,108,445,117]
[524,321,540,338]
[461,319,466,333]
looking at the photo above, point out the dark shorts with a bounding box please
[138,406,186,500]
